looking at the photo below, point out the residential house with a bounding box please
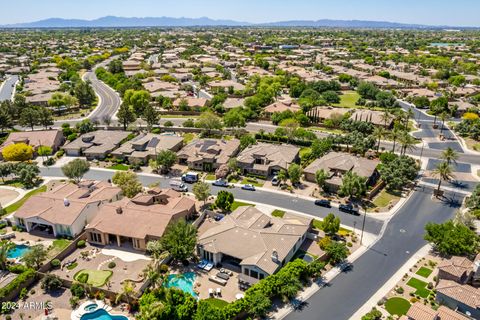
[13,181,122,238]
[177,139,240,172]
[85,188,196,251]
[438,256,474,284]
[0,130,64,160]
[111,133,183,164]
[263,100,301,117]
[402,302,470,320]
[173,97,209,109]
[304,152,379,192]
[307,107,350,124]
[350,109,394,128]
[197,206,311,283]
[236,143,300,178]
[436,280,480,319]
[63,130,130,160]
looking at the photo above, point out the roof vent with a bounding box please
[271,249,279,262]
[63,198,70,207]
[116,207,123,214]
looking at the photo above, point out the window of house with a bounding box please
[250,270,259,279]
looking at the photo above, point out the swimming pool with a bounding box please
[84,303,98,312]
[80,309,128,320]
[164,272,197,297]
[7,244,30,259]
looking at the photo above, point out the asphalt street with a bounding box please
[0,75,19,101]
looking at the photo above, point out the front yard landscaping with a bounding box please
[406,277,431,298]
[74,269,113,287]
[230,201,255,211]
[385,297,411,316]
[3,185,47,215]
[372,189,401,209]
[240,177,265,187]
[272,209,286,218]
[107,164,130,171]
[205,174,216,180]
[416,267,433,278]
[333,91,361,109]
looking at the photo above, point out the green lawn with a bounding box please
[313,219,351,235]
[0,179,25,188]
[66,262,78,270]
[372,190,401,208]
[333,91,361,109]
[74,270,113,287]
[416,267,433,278]
[205,174,216,181]
[107,164,130,171]
[183,133,196,144]
[162,115,199,119]
[240,177,265,187]
[299,147,312,158]
[203,298,229,308]
[3,185,47,215]
[272,209,286,218]
[48,239,72,258]
[407,277,431,298]
[385,297,411,316]
[230,201,255,211]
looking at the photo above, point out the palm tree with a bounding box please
[372,127,385,152]
[398,131,417,156]
[405,108,415,130]
[441,147,458,166]
[0,240,15,270]
[380,110,392,127]
[432,161,454,194]
[390,127,401,153]
[439,112,448,134]
[116,281,135,306]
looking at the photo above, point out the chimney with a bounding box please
[63,198,70,207]
[116,207,123,214]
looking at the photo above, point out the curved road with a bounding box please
[0,75,19,102]
[82,69,121,123]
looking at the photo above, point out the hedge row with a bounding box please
[0,268,36,300]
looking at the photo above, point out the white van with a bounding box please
[181,172,199,183]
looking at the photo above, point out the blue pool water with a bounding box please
[80,309,128,320]
[7,245,30,259]
[164,272,197,297]
[84,303,98,312]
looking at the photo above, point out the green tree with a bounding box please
[424,220,479,256]
[195,111,223,136]
[155,149,177,174]
[311,138,333,158]
[441,147,458,166]
[2,143,33,161]
[41,274,63,292]
[117,103,136,130]
[378,155,419,191]
[74,80,96,107]
[115,280,135,306]
[215,190,234,211]
[223,108,246,128]
[339,171,367,199]
[315,169,329,190]
[372,127,385,152]
[0,102,13,133]
[246,290,272,318]
[192,181,210,205]
[19,106,40,131]
[16,163,40,188]
[22,245,48,269]
[37,106,54,129]
[0,240,15,270]
[277,169,288,186]
[61,159,90,183]
[432,161,454,193]
[160,219,197,262]
[325,241,348,264]
[239,134,256,150]
[75,119,95,134]
[48,92,77,114]
[125,90,151,115]
[287,163,303,185]
[112,171,143,198]
[108,59,124,74]
[142,104,159,131]
[322,213,340,235]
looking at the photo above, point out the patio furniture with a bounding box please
[216,272,229,280]
[216,288,221,296]
[209,275,227,286]
[204,262,214,271]
[197,259,208,269]
[208,288,214,297]
[235,293,245,300]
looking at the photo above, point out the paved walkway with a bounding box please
[101,247,151,262]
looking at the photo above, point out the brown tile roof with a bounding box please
[237,142,300,172]
[436,280,480,309]
[438,256,473,278]
[406,302,437,320]
[437,306,470,320]
[0,130,63,152]
[304,152,379,178]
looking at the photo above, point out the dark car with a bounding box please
[314,199,331,208]
[339,203,360,215]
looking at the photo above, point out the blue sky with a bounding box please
[1,0,479,26]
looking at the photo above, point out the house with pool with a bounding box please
[85,188,196,251]
[12,181,122,238]
[197,206,311,284]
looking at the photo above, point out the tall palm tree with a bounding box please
[373,127,385,152]
[439,112,449,134]
[0,240,15,270]
[398,131,417,156]
[390,127,401,153]
[441,147,458,166]
[380,111,392,127]
[405,108,415,130]
[432,161,454,193]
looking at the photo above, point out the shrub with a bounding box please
[77,273,89,284]
[318,236,332,250]
[51,259,61,268]
[8,264,27,274]
[410,297,418,303]
[41,274,63,292]
[396,286,404,294]
[159,264,169,274]
[164,120,174,127]
[19,287,28,300]
[427,282,433,289]
[0,268,35,300]
[76,240,86,248]
[108,262,116,269]
[69,296,80,308]
[70,283,86,298]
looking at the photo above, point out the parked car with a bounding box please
[170,180,188,192]
[339,203,360,215]
[212,179,229,187]
[241,184,256,191]
[314,199,331,208]
[182,172,199,183]
[271,176,280,186]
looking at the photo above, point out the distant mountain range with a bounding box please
[1,16,476,29]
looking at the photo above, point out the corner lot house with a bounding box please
[437,256,474,284]
[63,130,130,159]
[177,139,240,172]
[197,206,311,283]
[237,143,300,177]
[86,188,196,251]
[13,181,122,238]
[111,133,183,164]
[0,130,64,159]
[304,152,379,192]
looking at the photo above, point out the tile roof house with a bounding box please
[304,152,380,192]
[350,109,394,128]
[198,206,311,282]
[63,130,131,160]
[307,106,350,123]
[237,143,300,178]
[404,302,470,320]
[13,181,122,238]
[111,133,183,164]
[86,188,196,251]
[438,256,474,284]
[0,130,64,160]
[263,100,301,116]
[436,280,480,319]
[177,139,240,172]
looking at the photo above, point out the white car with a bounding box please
[241,184,256,191]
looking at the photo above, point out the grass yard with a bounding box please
[183,133,196,144]
[407,277,431,298]
[205,174,216,181]
[416,267,433,278]
[372,190,401,209]
[313,219,351,235]
[3,185,47,215]
[299,147,312,158]
[272,209,286,218]
[204,298,229,308]
[333,91,361,109]
[230,201,255,211]
[74,269,113,287]
[241,177,265,187]
[385,297,411,316]
[48,239,72,258]
[66,262,78,270]
[107,164,130,171]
